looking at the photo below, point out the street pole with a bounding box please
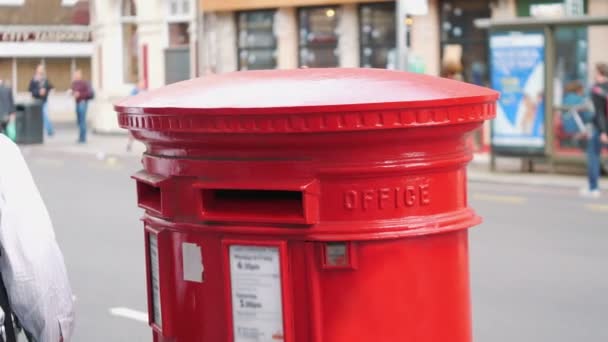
[396,0,408,71]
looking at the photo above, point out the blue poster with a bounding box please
[490,32,545,150]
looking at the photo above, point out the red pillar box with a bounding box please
[115,68,498,342]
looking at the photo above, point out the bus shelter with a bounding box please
[475,16,608,171]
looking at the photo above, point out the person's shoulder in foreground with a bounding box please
[0,134,75,342]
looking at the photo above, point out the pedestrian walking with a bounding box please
[69,69,94,144]
[0,134,75,342]
[581,63,608,198]
[28,65,54,137]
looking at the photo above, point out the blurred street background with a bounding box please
[1,0,608,341]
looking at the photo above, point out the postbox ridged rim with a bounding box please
[115,68,498,134]
[116,101,496,134]
[141,207,480,241]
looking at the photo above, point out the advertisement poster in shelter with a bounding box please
[490,31,546,154]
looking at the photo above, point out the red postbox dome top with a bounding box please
[115,68,498,134]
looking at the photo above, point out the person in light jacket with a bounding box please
[0,134,75,341]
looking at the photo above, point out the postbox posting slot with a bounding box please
[133,170,170,216]
[201,189,304,222]
[196,179,319,224]
[137,181,162,213]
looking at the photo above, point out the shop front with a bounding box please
[0,25,92,122]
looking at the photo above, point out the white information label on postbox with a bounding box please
[149,234,162,328]
[229,245,284,342]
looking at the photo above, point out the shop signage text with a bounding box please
[0,30,91,42]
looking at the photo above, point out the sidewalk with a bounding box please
[19,127,605,191]
[469,153,607,190]
[20,126,146,159]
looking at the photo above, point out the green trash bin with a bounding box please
[14,100,43,144]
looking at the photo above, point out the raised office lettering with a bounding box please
[344,181,432,212]
[344,190,358,210]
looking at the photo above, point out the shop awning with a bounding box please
[475,15,608,29]
[0,25,92,57]
[0,41,93,57]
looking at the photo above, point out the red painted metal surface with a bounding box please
[116,68,498,342]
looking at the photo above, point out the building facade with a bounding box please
[89,0,607,136]
[197,0,510,80]
[196,0,605,150]
[90,0,197,132]
[197,0,604,82]
[0,0,91,122]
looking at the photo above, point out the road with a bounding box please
[24,151,150,342]
[19,148,608,342]
[470,182,608,342]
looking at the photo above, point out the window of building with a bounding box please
[298,6,339,68]
[121,0,138,83]
[237,10,277,70]
[359,3,396,69]
[0,58,12,85]
[555,27,588,85]
[122,0,136,17]
[16,58,41,92]
[166,0,192,47]
[168,22,190,47]
[440,0,491,152]
[75,57,92,81]
[44,58,73,91]
[554,26,588,151]
[440,0,491,85]
[168,0,190,17]
[4,57,90,94]
[165,0,192,84]
[170,0,179,16]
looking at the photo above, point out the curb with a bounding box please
[467,169,608,191]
